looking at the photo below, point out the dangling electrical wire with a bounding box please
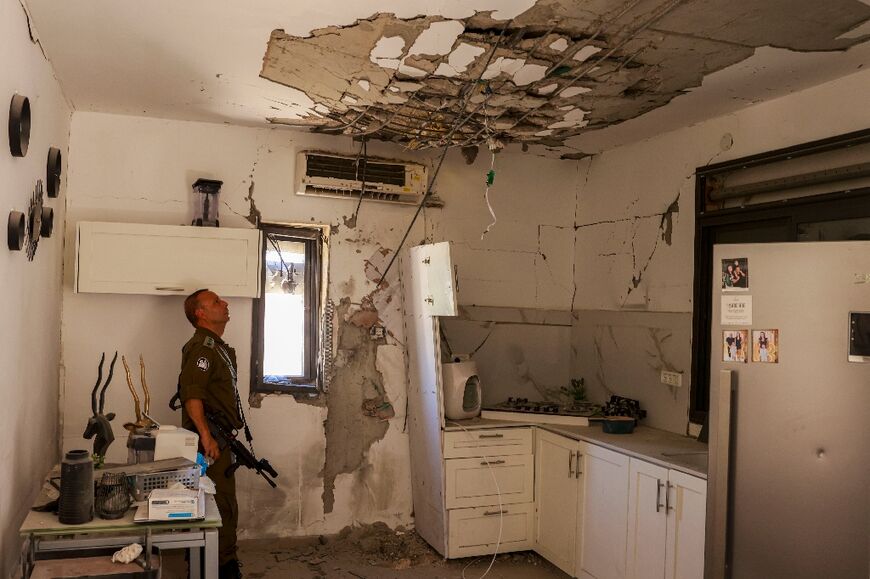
[351,138,369,224]
[480,102,498,240]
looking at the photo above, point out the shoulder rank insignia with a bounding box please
[203,336,215,348]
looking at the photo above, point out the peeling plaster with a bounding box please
[321,297,391,514]
[258,1,869,151]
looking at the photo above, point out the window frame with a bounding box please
[250,224,323,395]
[690,128,870,423]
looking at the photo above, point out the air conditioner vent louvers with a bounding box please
[296,151,433,207]
[306,154,406,186]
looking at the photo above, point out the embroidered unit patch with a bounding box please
[196,357,210,371]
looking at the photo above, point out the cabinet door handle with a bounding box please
[484,509,508,516]
[481,459,506,466]
[478,433,504,439]
[155,286,185,292]
[666,481,675,512]
[575,451,583,478]
[656,479,665,513]
[568,451,574,477]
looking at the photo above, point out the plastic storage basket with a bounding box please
[131,465,200,501]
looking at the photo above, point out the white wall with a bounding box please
[0,0,71,575]
[572,66,870,433]
[60,112,579,539]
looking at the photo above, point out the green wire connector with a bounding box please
[486,169,495,186]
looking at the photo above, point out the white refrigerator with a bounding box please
[706,242,870,579]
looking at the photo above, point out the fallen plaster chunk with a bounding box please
[535,129,554,136]
[549,38,569,52]
[560,86,592,98]
[387,86,401,93]
[537,83,558,95]
[314,103,330,114]
[482,56,525,80]
[357,80,371,91]
[513,63,548,86]
[343,95,358,105]
[573,45,603,63]
[558,105,574,111]
[408,20,465,57]
[548,118,589,129]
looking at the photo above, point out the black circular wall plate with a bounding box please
[8,211,25,251]
[47,147,62,197]
[8,94,31,158]
[41,206,54,238]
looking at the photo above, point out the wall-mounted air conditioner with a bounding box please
[296,151,434,206]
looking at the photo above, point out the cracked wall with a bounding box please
[0,0,73,574]
[57,110,577,541]
[259,0,869,153]
[571,64,870,433]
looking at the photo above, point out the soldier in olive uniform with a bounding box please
[178,289,244,579]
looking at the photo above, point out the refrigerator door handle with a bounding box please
[656,479,665,513]
[706,369,734,579]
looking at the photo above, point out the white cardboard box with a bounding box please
[145,488,204,521]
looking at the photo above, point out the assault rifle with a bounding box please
[205,410,279,488]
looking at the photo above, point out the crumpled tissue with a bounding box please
[112,542,142,564]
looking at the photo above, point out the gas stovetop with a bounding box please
[481,398,602,426]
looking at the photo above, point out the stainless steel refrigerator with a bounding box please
[706,242,870,579]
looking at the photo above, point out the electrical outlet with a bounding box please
[661,370,682,387]
[369,325,386,339]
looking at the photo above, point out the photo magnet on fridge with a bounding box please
[721,257,749,291]
[723,330,749,363]
[752,330,779,363]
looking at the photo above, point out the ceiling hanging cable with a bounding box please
[480,102,499,240]
[350,138,369,224]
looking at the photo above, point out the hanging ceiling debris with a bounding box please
[260,0,870,154]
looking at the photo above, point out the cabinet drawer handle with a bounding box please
[480,459,506,466]
[478,434,504,439]
[666,481,675,512]
[656,479,665,513]
[568,451,574,477]
[483,509,508,516]
[155,287,185,292]
[575,451,582,478]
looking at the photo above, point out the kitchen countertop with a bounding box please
[444,417,708,479]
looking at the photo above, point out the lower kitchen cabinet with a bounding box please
[576,443,631,579]
[626,459,707,579]
[447,502,535,558]
[535,429,581,575]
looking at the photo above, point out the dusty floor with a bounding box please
[163,523,570,578]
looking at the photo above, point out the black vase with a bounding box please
[58,449,94,524]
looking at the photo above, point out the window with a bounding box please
[691,129,870,422]
[251,224,325,394]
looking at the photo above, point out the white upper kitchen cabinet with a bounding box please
[75,221,262,297]
[409,241,457,317]
[535,429,582,575]
[576,443,631,579]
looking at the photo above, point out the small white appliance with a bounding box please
[153,426,199,462]
[442,360,482,420]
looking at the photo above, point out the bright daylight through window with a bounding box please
[252,225,322,393]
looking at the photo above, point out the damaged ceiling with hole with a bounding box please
[26,0,870,156]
